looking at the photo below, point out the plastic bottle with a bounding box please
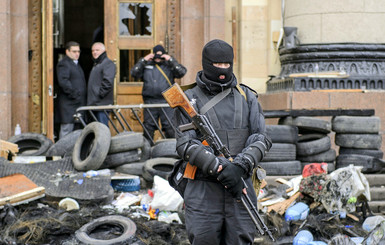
[285,202,309,221]
[83,169,111,178]
[15,124,21,135]
[293,230,313,245]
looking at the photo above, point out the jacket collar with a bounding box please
[196,70,237,94]
[93,52,107,65]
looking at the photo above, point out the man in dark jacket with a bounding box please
[174,39,272,244]
[56,41,86,139]
[131,45,187,142]
[87,42,116,127]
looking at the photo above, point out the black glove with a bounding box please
[217,159,245,200]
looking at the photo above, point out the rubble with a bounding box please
[1,136,385,244]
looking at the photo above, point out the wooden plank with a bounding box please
[0,173,45,207]
[288,71,348,78]
[0,140,18,153]
[267,192,301,215]
[0,187,45,207]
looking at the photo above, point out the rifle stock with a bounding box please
[162,83,197,118]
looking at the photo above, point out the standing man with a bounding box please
[174,39,272,244]
[56,41,86,139]
[131,45,187,141]
[87,42,116,127]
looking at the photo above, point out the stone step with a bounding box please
[370,187,385,201]
[364,174,385,187]
[368,201,385,214]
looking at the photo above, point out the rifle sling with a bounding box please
[155,64,172,86]
[200,88,231,115]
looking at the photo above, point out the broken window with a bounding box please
[119,3,152,36]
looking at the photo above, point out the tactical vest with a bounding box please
[188,86,250,156]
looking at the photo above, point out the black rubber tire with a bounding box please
[296,135,331,156]
[109,132,144,154]
[72,122,111,171]
[339,147,384,159]
[265,125,298,144]
[151,138,179,158]
[100,149,142,169]
[297,148,336,162]
[45,130,82,157]
[297,133,327,142]
[336,154,385,173]
[114,162,145,176]
[335,133,382,149]
[140,138,151,161]
[332,116,380,134]
[142,157,178,182]
[8,133,53,156]
[279,116,331,134]
[75,215,136,245]
[261,143,296,162]
[258,160,302,175]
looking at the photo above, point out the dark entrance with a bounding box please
[53,0,104,140]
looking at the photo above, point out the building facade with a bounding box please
[1,0,384,157]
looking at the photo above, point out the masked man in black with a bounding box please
[174,39,272,245]
[131,45,187,142]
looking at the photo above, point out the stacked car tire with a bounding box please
[333,116,384,173]
[260,125,302,175]
[278,116,336,173]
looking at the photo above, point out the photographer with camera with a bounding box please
[131,45,187,141]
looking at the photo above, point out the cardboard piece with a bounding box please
[0,174,45,208]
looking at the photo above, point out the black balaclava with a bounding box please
[153,45,166,60]
[202,39,234,83]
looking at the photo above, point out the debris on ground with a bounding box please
[1,135,385,244]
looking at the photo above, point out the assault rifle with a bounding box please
[162,83,275,241]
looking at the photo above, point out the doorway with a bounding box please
[53,0,104,140]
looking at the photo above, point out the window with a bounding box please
[119,3,152,36]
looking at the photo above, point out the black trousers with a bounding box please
[184,178,258,245]
[143,107,175,140]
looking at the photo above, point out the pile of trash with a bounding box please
[257,163,385,244]
[1,128,385,244]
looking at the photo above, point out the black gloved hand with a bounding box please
[217,158,245,200]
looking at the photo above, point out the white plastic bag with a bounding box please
[321,164,370,213]
[150,175,184,211]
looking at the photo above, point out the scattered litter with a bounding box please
[58,197,80,211]
[149,175,184,211]
[111,192,141,212]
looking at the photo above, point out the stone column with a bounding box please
[11,0,29,136]
[0,1,12,140]
[180,0,225,85]
[284,0,385,44]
